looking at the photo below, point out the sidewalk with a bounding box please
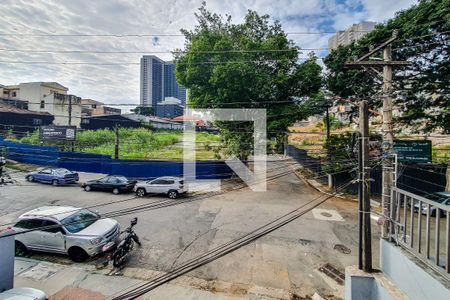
[13,258,293,299]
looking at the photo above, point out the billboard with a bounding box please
[40,126,77,141]
[393,140,432,163]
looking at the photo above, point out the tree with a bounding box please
[175,3,323,160]
[324,0,450,133]
[132,106,155,116]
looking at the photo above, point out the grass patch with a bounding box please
[12,128,221,160]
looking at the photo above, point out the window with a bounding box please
[32,118,43,125]
[12,91,16,97]
[40,100,45,109]
[81,119,90,124]
[40,169,52,174]
[15,219,44,229]
[41,220,64,233]
[61,209,99,233]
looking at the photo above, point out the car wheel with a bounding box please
[84,185,91,192]
[27,176,34,182]
[68,247,89,262]
[52,179,59,186]
[168,190,179,199]
[136,188,146,197]
[112,188,120,195]
[15,241,28,257]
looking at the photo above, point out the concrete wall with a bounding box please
[380,239,450,300]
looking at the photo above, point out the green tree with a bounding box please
[175,3,323,160]
[131,106,155,116]
[324,0,450,133]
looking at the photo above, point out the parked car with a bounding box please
[413,192,450,216]
[25,168,79,185]
[82,175,137,194]
[134,176,186,199]
[13,206,120,262]
[0,287,47,300]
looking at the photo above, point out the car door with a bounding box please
[106,176,119,191]
[36,169,52,183]
[14,219,45,249]
[36,220,66,253]
[147,179,165,193]
[93,177,109,190]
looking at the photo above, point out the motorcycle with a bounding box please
[102,217,141,268]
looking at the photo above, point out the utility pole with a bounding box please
[114,125,120,160]
[358,100,372,272]
[345,30,410,239]
[68,95,72,126]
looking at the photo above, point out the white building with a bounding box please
[328,21,376,51]
[0,82,82,127]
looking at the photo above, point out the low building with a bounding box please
[123,113,183,130]
[1,82,83,127]
[0,103,54,135]
[156,97,184,119]
[80,114,140,130]
[81,99,121,117]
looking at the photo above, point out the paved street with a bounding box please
[0,160,380,299]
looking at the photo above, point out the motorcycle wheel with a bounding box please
[112,249,124,267]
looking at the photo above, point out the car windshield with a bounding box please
[55,168,71,174]
[426,194,448,203]
[61,209,99,233]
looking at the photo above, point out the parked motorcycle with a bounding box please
[102,217,141,268]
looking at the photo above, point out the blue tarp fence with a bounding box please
[0,137,233,179]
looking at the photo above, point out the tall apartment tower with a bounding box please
[140,55,187,108]
[328,21,377,51]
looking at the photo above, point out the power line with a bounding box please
[0,30,374,38]
[0,48,329,54]
[0,57,322,65]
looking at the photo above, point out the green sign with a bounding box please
[393,140,432,163]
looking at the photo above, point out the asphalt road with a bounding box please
[0,160,381,298]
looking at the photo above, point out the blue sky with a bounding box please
[0,0,417,106]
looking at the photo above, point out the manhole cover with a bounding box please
[318,263,345,285]
[334,244,351,254]
[320,212,333,218]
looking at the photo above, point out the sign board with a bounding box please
[40,126,77,141]
[393,140,432,163]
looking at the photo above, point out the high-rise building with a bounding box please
[328,21,377,51]
[140,55,187,108]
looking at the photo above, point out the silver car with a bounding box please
[0,288,47,300]
[13,206,120,262]
[134,176,186,199]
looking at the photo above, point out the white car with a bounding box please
[134,176,186,199]
[13,206,120,262]
[0,287,47,300]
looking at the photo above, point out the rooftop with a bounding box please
[0,102,52,116]
[19,206,79,221]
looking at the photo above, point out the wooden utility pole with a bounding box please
[345,30,410,239]
[114,126,120,160]
[359,100,372,272]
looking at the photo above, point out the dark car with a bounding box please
[82,175,137,194]
[26,168,79,185]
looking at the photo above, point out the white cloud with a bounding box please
[0,0,417,106]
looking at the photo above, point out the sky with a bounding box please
[0,0,417,109]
